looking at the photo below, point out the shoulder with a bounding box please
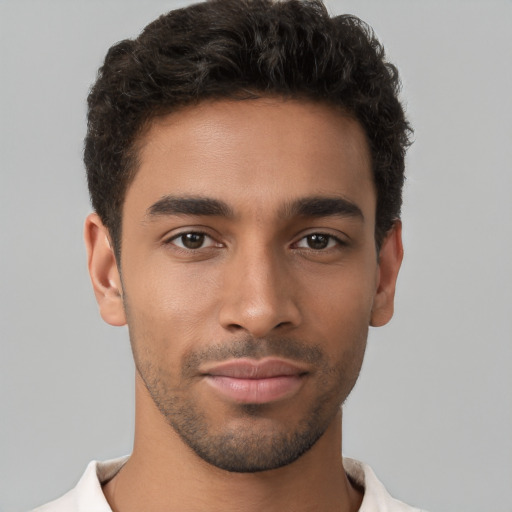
[344,457,427,512]
[30,456,129,512]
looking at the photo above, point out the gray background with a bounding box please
[1,1,511,511]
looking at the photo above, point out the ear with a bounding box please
[84,213,126,327]
[370,221,404,327]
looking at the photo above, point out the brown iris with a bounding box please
[306,234,330,250]
[180,233,206,249]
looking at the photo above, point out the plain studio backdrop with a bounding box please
[1,1,511,511]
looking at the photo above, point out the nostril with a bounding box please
[227,323,244,332]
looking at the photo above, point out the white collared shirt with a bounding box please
[31,456,426,511]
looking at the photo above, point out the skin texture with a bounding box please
[85,98,403,512]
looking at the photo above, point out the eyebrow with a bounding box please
[281,196,364,221]
[147,196,234,218]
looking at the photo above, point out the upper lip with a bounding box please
[202,358,309,379]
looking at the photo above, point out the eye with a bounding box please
[295,233,341,250]
[168,232,218,250]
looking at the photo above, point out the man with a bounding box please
[34,0,421,510]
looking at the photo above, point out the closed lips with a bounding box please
[202,358,309,404]
[202,358,309,378]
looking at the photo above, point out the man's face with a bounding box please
[91,98,400,472]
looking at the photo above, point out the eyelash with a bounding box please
[166,231,220,251]
[165,231,346,252]
[293,233,346,251]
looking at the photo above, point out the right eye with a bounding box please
[168,232,218,250]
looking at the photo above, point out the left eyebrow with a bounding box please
[280,196,364,221]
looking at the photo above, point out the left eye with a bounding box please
[295,234,340,250]
[169,232,217,250]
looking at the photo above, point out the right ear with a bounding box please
[84,213,126,326]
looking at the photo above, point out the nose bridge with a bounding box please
[218,239,301,337]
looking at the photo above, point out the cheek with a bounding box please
[122,257,223,350]
[300,263,377,323]
[296,262,377,358]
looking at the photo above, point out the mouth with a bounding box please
[201,358,309,404]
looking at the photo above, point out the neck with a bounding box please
[103,375,362,512]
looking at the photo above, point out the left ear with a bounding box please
[370,220,404,327]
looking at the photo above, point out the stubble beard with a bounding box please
[131,333,366,473]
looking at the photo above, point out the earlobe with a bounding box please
[84,213,127,327]
[370,221,404,327]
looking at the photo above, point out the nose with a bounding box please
[218,244,302,338]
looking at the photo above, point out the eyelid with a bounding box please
[292,228,349,246]
[295,233,345,249]
[164,229,222,250]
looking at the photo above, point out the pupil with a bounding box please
[308,234,329,249]
[182,233,204,249]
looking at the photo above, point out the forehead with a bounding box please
[125,98,375,220]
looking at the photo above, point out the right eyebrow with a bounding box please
[146,195,234,219]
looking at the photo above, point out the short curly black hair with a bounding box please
[85,0,411,260]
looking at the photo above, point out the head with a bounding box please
[85,0,410,474]
[85,0,411,262]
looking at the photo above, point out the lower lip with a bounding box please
[204,375,304,404]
